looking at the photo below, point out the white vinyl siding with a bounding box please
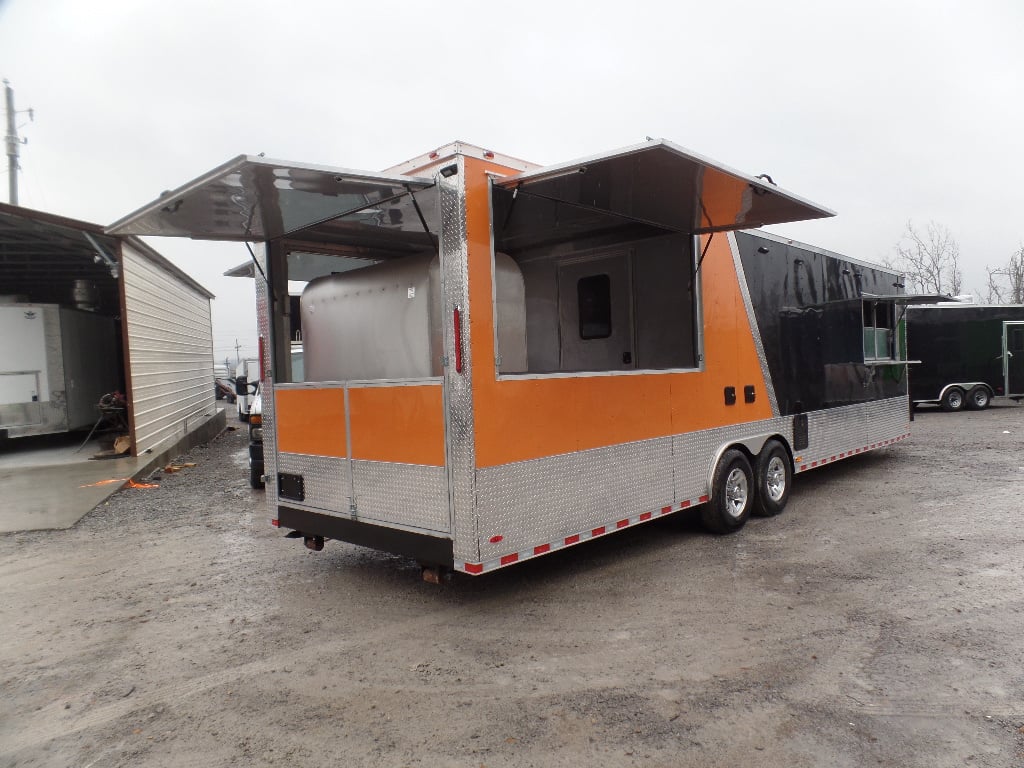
[121,243,215,454]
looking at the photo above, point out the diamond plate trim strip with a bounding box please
[438,158,478,562]
[255,243,279,521]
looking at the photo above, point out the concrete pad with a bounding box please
[0,434,149,532]
[0,407,227,533]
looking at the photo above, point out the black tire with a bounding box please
[239,407,250,423]
[701,449,754,535]
[966,385,991,411]
[754,439,792,517]
[940,387,965,412]
[249,463,265,490]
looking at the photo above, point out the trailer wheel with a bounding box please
[702,449,753,535]
[754,440,791,517]
[940,387,965,412]
[966,386,991,411]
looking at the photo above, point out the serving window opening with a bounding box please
[490,184,700,376]
[266,186,443,385]
[863,300,900,362]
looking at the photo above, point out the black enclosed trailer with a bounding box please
[907,304,1024,411]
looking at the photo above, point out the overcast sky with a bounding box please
[2,0,1022,363]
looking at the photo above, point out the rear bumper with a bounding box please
[277,505,454,567]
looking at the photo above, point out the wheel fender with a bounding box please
[938,382,983,403]
[705,434,775,499]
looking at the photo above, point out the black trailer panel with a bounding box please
[907,304,1024,408]
[735,231,908,416]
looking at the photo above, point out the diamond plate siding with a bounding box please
[277,453,351,514]
[352,460,449,533]
[475,437,676,558]
[437,160,478,562]
[255,244,279,519]
[802,396,908,465]
[473,395,908,562]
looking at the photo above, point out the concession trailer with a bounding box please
[109,140,914,576]
[907,303,1024,411]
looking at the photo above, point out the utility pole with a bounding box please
[4,79,32,206]
[234,339,242,366]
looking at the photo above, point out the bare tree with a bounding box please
[890,220,963,296]
[984,245,1024,304]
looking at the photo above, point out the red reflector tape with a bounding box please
[616,519,629,529]
[534,543,551,555]
[681,500,691,508]
[661,505,672,514]
[698,495,709,503]
[592,526,606,537]
[464,562,483,575]
[640,512,652,521]
[500,553,519,566]
[270,518,279,527]
[565,534,580,545]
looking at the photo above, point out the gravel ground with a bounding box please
[1,408,1023,768]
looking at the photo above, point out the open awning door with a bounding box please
[860,293,957,305]
[107,155,434,241]
[495,139,834,234]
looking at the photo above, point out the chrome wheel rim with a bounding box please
[972,390,988,407]
[725,468,749,518]
[765,456,787,502]
[948,390,963,409]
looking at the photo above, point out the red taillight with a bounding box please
[271,518,279,527]
[453,307,463,373]
[258,335,266,378]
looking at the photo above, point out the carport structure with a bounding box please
[0,202,218,457]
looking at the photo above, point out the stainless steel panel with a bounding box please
[495,139,835,234]
[351,460,449,533]
[277,452,351,514]
[300,252,443,381]
[108,156,433,240]
[122,243,217,455]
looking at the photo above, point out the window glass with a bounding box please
[578,274,612,340]
[863,301,896,361]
